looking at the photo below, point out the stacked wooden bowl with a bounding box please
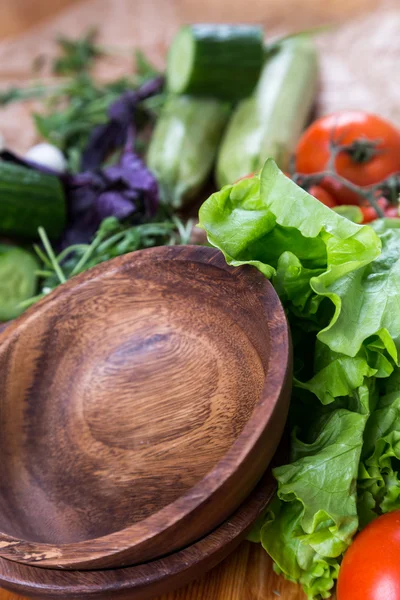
[0,245,291,599]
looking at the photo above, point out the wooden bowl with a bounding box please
[0,245,291,571]
[0,454,281,600]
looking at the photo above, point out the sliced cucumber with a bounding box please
[147,95,230,208]
[0,245,38,321]
[167,27,197,96]
[216,36,319,187]
[167,24,264,100]
[0,161,66,240]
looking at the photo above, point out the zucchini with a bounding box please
[147,95,230,208]
[166,24,264,101]
[0,245,38,321]
[216,36,319,187]
[0,161,66,240]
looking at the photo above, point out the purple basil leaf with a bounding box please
[108,90,138,122]
[122,189,140,201]
[0,78,162,247]
[119,151,157,190]
[79,123,127,172]
[61,212,99,246]
[81,76,164,171]
[136,76,165,100]
[96,191,135,221]
[67,175,98,216]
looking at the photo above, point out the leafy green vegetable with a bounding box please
[135,49,160,82]
[0,31,162,172]
[32,74,146,171]
[52,28,103,75]
[198,160,400,599]
[332,205,363,223]
[0,84,51,106]
[358,381,400,524]
[22,214,194,309]
[262,406,366,599]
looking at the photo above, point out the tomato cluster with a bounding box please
[295,111,400,223]
[236,112,400,223]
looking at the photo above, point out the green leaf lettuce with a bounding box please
[198,160,400,599]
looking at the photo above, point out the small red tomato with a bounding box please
[296,111,400,205]
[361,206,379,223]
[385,206,399,218]
[308,185,337,208]
[235,172,255,182]
[337,511,400,600]
[361,206,383,223]
[361,198,390,223]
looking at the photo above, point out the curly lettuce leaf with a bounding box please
[278,409,367,544]
[198,160,400,599]
[358,371,400,524]
[313,221,400,360]
[200,161,381,292]
[260,408,367,599]
[296,356,376,406]
[263,499,340,600]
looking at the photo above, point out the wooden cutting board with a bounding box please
[0,0,397,598]
[0,544,306,600]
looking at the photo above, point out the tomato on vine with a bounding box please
[308,185,337,208]
[295,111,400,205]
[236,172,255,182]
[360,198,389,223]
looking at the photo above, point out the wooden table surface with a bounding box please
[0,0,387,598]
[0,543,305,600]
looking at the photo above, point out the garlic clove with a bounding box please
[25,143,67,173]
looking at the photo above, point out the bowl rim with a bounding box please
[0,245,290,570]
[0,455,281,600]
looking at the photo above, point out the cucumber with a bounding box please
[0,245,38,321]
[216,36,319,187]
[147,95,230,208]
[0,161,66,240]
[166,24,264,101]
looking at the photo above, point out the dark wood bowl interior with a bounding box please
[0,245,291,570]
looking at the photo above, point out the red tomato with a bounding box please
[360,198,390,223]
[337,511,400,600]
[296,111,400,205]
[360,206,378,223]
[385,206,400,218]
[308,185,337,208]
[235,172,256,182]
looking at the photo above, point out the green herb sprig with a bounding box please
[20,215,193,310]
[52,28,104,75]
[0,30,162,172]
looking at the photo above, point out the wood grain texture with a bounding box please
[0,0,80,39]
[0,544,335,600]
[0,547,313,600]
[0,465,280,599]
[0,0,382,598]
[0,246,291,570]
